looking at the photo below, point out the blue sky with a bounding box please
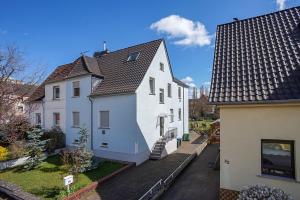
[1,0,299,88]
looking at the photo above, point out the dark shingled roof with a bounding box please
[29,39,167,100]
[91,39,163,96]
[209,6,300,105]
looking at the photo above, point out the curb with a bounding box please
[63,163,135,200]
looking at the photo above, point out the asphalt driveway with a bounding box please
[159,144,220,200]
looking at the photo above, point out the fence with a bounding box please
[138,179,163,200]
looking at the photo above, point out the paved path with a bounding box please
[81,133,206,200]
[159,144,220,200]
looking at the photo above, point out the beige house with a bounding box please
[209,6,300,199]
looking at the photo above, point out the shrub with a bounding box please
[0,146,9,161]
[60,127,93,174]
[42,127,65,153]
[8,140,27,159]
[238,185,293,200]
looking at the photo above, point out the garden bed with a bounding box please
[0,155,125,200]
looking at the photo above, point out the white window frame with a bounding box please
[53,86,60,100]
[160,62,164,71]
[73,81,80,97]
[53,112,60,127]
[35,113,41,125]
[178,108,182,121]
[149,77,155,95]
[100,111,110,129]
[168,83,172,98]
[170,109,174,123]
[159,89,164,104]
[72,111,80,127]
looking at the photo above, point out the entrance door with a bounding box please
[160,117,164,136]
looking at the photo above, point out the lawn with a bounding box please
[0,155,125,200]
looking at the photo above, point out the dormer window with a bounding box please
[160,62,164,71]
[127,52,140,62]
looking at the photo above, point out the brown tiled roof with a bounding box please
[29,63,75,101]
[91,39,163,96]
[209,6,300,104]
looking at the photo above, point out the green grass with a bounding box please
[189,120,213,133]
[0,155,124,200]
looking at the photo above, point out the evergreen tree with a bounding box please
[24,128,47,169]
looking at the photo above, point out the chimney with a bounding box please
[93,41,109,57]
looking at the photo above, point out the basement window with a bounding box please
[101,142,108,148]
[261,139,295,179]
[127,52,140,61]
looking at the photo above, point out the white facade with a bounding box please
[29,41,189,165]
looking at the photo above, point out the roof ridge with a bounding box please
[104,38,163,55]
[217,6,300,27]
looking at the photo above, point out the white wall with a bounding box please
[65,75,92,148]
[28,101,44,127]
[136,42,187,157]
[92,94,140,163]
[220,103,300,199]
[44,81,67,132]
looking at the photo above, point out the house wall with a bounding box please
[65,75,92,148]
[44,81,67,132]
[92,94,139,163]
[220,103,300,199]
[136,42,187,161]
[28,101,44,127]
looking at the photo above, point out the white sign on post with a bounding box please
[64,175,74,194]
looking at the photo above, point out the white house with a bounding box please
[28,39,189,165]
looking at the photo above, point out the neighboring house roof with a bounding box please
[209,6,300,105]
[30,39,185,100]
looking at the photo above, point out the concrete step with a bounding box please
[149,155,161,160]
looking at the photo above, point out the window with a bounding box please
[149,77,155,95]
[72,112,80,127]
[100,111,109,128]
[53,86,60,99]
[35,113,41,125]
[170,109,174,122]
[261,139,295,179]
[178,87,182,99]
[159,89,164,104]
[160,62,164,71]
[127,52,140,61]
[73,81,80,97]
[101,142,108,148]
[53,113,60,127]
[168,83,172,97]
[17,106,24,112]
[178,109,182,121]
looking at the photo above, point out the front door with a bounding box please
[160,117,164,136]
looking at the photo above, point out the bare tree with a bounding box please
[0,44,43,143]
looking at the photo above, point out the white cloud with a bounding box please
[181,76,194,84]
[150,15,212,47]
[276,0,287,10]
[203,81,211,86]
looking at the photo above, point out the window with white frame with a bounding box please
[73,81,80,97]
[170,109,174,122]
[178,108,182,121]
[35,113,41,125]
[178,87,182,99]
[160,62,164,71]
[168,83,172,97]
[53,86,60,99]
[159,89,164,104]
[149,77,155,95]
[53,113,60,127]
[72,112,80,127]
[100,111,109,129]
